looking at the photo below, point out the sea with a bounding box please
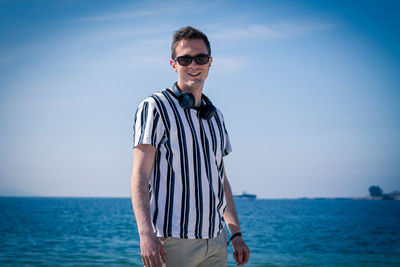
[1,197,399,266]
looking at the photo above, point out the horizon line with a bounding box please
[0,195,372,200]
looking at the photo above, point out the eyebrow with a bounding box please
[176,53,209,58]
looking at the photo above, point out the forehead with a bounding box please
[175,39,208,56]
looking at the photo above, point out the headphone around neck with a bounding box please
[172,82,216,120]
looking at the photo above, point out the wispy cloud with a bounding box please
[275,22,333,37]
[71,5,185,23]
[210,24,282,40]
[210,22,333,40]
[72,9,157,22]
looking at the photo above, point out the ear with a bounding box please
[208,57,213,68]
[170,59,178,72]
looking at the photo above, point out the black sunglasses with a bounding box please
[174,54,211,66]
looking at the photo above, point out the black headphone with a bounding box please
[172,82,216,120]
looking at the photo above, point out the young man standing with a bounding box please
[131,26,250,267]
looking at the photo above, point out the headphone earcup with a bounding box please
[179,93,195,109]
[199,103,216,120]
[172,82,215,119]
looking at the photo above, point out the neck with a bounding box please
[177,81,203,107]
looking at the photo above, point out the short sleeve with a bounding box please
[222,119,232,157]
[133,98,165,148]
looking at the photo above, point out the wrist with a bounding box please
[228,225,241,235]
[138,229,155,237]
[227,232,242,245]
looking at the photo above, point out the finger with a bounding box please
[160,246,167,263]
[152,257,159,267]
[237,247,250,266]
[145,255,155,267]
[237,248,243,263]
[142,256,149,267]
[238,255,248,266]
[152,252,161,267]
[154,252,162,267]
[243,248,250,264]
[233,251,239,263]
[146,257,153,267]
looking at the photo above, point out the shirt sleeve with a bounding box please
[221,112,232,157]
[222,120,232,157]
[133,98,165,148]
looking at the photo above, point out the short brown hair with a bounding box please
[171,26,211,59]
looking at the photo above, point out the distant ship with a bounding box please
[233,192,257,200]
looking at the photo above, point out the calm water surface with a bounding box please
[1,197,399,266]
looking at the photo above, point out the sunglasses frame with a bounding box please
[174,54,211,66]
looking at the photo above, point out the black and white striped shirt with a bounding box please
[133,89,232,239]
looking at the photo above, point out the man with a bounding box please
[131,26,250,267]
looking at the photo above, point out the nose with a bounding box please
[188,58,199,68]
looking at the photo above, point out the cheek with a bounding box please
[171,62,179,72]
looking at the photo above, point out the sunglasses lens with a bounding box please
[176,54,210,66]
[194,55,210,65]
[177,56,192,66]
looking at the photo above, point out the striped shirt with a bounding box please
[133,89,232,239]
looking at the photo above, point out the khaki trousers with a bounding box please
[160,228,228,267]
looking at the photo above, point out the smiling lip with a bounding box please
[188,72,201,77]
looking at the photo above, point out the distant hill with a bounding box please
[0,187,36,197]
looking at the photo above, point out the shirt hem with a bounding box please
[155,228,223,240]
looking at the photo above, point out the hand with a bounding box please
[140,233,167,267]
[231,236,250,266]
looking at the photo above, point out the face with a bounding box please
[170,39,212,92]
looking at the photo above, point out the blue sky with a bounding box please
[1,0,399,198]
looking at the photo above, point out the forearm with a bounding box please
[130,146,166,266]
[223,171,241,235]
[130,145,157,237]
[131,174,154,236]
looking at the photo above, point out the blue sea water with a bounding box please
[1,197,399,266]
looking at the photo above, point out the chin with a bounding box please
[185,79,203,87]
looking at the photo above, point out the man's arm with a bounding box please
[223,165,250,266]
[131,144,166,267]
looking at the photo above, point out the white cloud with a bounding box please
[209,21,333,41]
[275,22,334,37]
[74,26,163,42]
[72,9,157,22]
[210,24,282,40]
[71,5,184,23]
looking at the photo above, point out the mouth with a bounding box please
[188,71,201,78]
